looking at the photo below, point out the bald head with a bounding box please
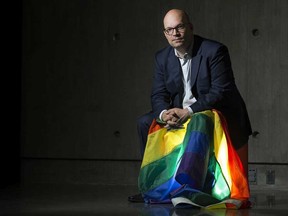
[163,9,193,54]
[163,9,191,29]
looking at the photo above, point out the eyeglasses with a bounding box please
[163,23,187,36]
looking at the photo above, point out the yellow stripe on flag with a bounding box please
[141,120,190,168]
[212,112,232,189]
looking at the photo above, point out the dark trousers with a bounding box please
[137,112,154,157]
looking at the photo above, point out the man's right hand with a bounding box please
[162,110,178,123]
[162,108,191,127]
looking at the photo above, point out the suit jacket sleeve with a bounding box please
[150,52,172,117]
[190,44,237,113]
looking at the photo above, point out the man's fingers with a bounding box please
[166,120,177,126]
[171,116,179,122]
[166,120,184,131]
[164,114,179,122]
[177,115,187,124]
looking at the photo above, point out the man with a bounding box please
[129,9,252,203]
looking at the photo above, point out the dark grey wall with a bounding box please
[21,0,288,186]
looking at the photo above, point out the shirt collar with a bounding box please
[174,43,193,61]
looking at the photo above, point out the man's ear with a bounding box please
[189,23,193,30]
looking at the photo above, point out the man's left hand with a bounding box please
[166,108,191,126]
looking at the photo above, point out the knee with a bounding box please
[137,112,154,130]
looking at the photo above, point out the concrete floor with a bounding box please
[0,184,288,216]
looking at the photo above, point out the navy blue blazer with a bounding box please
[151,35,252,149]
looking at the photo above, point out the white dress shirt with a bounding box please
[159,48,197,120]
[177,51,197,112]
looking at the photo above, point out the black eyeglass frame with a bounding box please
[163,23,189,36]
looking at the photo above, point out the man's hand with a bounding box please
[162,108,191,127]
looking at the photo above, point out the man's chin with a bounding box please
[172,43,184,49]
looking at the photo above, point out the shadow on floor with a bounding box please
[0,184,287,216]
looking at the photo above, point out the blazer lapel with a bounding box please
[190,55,202,87]
[167,52,183,94]
[190,35,203,87]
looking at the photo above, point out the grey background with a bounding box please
[17,0,288,186]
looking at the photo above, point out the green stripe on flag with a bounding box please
[138,144,183,193]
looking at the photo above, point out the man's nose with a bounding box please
[172,28,181,36]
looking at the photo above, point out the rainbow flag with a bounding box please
[138,110,250,209]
